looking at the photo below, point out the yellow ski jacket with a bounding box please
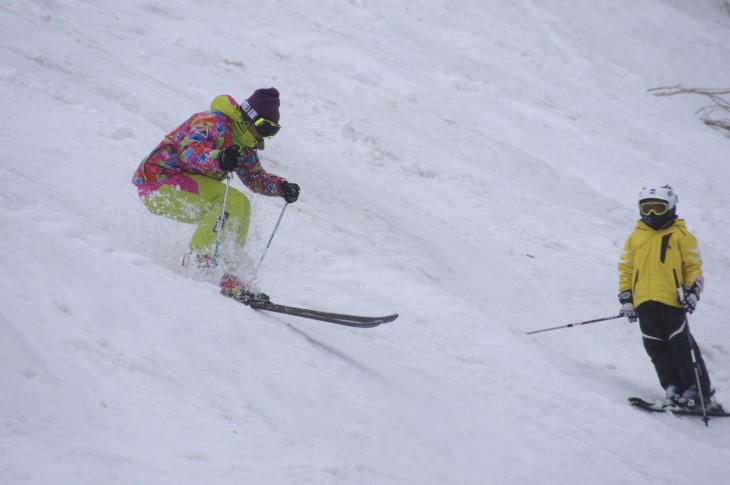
[618,219,704,309]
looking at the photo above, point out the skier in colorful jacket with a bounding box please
[618,185,721,411]
[132,88,300,298]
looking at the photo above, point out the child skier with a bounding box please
[618,185,721,411]
[132,88,299,300]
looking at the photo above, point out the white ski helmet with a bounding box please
[638,185,678,210]
[638,185,678,229]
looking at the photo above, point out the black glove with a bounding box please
[680,283,700,314]
[618,290,638,323]
[281,181,300,203]
[219,145,241,172]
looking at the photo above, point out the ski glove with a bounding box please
[219,145,241,172]
[618,290,638,323]
[281,181,300,203]
[680,283,700,314]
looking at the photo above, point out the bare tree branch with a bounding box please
[648,86,730,97]
[705,119,730,130]
[648,84,730,135]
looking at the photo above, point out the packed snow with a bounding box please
[2,1,730,484]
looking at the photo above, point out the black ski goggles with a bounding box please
[254,117,281,138]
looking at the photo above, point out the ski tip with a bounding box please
[352,313,399,328]
[628,396,665,410]
[382,313,399,323]
[628,396,646,406]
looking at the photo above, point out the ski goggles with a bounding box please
[640,200,669,216]
[254,117,281,138]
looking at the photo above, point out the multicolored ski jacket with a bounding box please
[132,97,285,197]
[618,219,704,309]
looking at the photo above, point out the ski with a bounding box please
[628,397,730,417]
[242,298,398,328]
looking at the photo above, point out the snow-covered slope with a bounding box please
[2,1,730,484]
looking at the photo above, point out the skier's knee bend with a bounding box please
[225,189,251,219]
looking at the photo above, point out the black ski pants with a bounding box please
[637,301,711,396]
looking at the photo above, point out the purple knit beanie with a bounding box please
[241,87,280,122]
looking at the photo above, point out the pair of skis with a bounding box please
[231,294,398,328]
[628,397,729,426]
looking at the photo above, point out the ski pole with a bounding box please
[256,202,289,274]
[526,315,623,335]
[678,287,710,426]
[686,322,709,426]
[212,175,233,267]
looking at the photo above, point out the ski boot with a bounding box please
[698,389,724,413]
[220,274,269,303]
[676,386,723,412]
[676,385,701,409]
[663,385,680,406]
